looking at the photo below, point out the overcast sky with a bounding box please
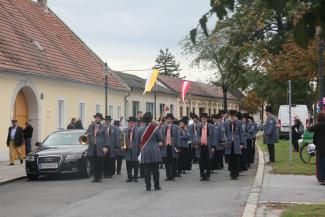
[48,0,214,81]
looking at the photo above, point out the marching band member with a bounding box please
[198,113,214,181]
[242,113,255,169]
[225,110,245,180]
[123,117,139,182]
[87,113,107,183]
[250,116,258,164]
[179,117,191,174]
[103,116,120,179]
[212,113,226,170]
[189,114,200,164]
[137,112,163,191]
[161,113,181,181]
[114,120,124,175]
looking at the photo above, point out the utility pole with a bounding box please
[288,80,292,162]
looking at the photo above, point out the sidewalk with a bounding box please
[255,155,325,217]
[0,160,26,185]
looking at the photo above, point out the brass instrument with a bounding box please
[122,132,128,150]
[79,134,89,145]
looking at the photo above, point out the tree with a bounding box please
[154,48,181,78]
[193,0,325,48]
[241,91,264,114]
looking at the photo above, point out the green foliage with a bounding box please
[281,204,325,217]
[154,48,181,78]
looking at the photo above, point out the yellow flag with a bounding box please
[144,69,159,94]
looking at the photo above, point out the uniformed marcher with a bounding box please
[179,117,191,174]
[198,113,214,181]
[189,114,200,164]
[137,112,163,191]
[161,113,181,180]
[123,117,139,182]
[114,120,124,175]
[264,106,279,163]
[225,110,245,180]
[87,113,107,183]
[242,114,255,168]
[212,113,227,170]
[103,116,120,178]
[250,116,258,164]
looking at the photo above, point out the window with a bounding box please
[170,104,174,114]
[96,104,101,113]
[132,101,139,117]
[160,103,165,116]
[214,109,217,115]
[208,108,211,116]
[146,102,154,114]
[79,103,85,125]
[109,105,114,116]
[58,100,64,130]
[180,106,183,117]
[192,107,195,114]
[186,107,190,117]
[199,107,205,115]
[117,106,121,119]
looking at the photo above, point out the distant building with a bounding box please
[115,72,178,121]
[158,75,241,118]
[0,0,129,159]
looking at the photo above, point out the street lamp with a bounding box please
[317,26,324,113]
[104,62,109,116]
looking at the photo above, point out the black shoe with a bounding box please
[9,163,14,166]
[133,179,138,182]
[97,178,102,182]
[171,177,175,181]
[155,186,161,191]
[108,176,113,179]
[104,175,109,178]
[177,174,181,177]
[205,177,210,181]
[92,179,99,183]
[20,159,23,165]
[200,177,205,181]
[146,188,151,191]
[126,179,133,182]
[117,172,121,175]
[165,178,170,181]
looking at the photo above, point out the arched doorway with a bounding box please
[11,82,41,156]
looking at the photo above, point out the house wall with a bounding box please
[0,73,127,160]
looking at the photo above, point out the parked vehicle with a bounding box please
[25,130,90,180]
[277,105,309,139]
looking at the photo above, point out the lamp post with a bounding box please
[317,26,324,113]
[104,62,109,116]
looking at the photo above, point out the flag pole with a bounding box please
[154,82,157,120]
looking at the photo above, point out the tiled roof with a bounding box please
[115,71,177,95]
[158,75,238,100]
[0,0,128,90]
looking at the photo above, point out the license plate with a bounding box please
[39,163,58,169]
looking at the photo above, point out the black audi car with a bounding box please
[25,130,90,180]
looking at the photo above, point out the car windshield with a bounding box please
[43,131,84,146]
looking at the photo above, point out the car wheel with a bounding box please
[81,158,90,178]
[27,174,38,181]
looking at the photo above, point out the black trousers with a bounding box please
[250,139,256,164]
[240,148,248,171]
[267,143,275,162]
[164,157,176,179]
[178,147,188,173]
[144,162,160,190]
[116,155,123,174]
[104,157,116,177]
[215,150,224,169]
[246,139,253,167]
[228,154,240,178]
[89,156,104,181]
[199,146,211,178]
[126,161,139,180]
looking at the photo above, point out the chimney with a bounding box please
[38,0,48,12]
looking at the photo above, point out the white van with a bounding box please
[277,105,309,138]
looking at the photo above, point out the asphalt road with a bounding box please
[0,162,257,217]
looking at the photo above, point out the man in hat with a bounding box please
[225,110,245,180]
[197,113,214,181]
[189,114,201,164]
[212,113,226,170]
[161,113,181,180]
[87,113,107,182]
[7,119,24,165]
[178,117,191,174]
[240,113,251,171]
[137,112,163,191]
[114,120,123,175]
[103,116,120,178]
[264,105,279,163]
[123,117,139,182]
[242,114,255,168]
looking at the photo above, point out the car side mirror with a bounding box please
[35,142,42,147]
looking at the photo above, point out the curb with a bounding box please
[0,176,27,186]
[242,140,265,217]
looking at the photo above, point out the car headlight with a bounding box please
[26,155,36,161]
[65,154,82,161]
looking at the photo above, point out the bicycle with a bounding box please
[299,130,316,165]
